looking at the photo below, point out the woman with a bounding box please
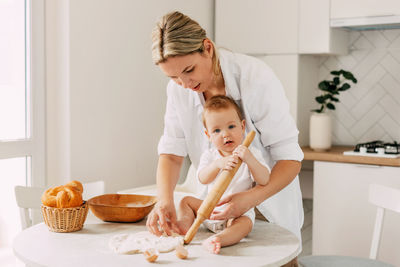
[147,11,304,245]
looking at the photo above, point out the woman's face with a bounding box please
[158,41,215,93]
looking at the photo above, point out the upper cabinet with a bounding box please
[299,0,348,55]
[331,0,400,19]
[215,0,348,55]
[215,0,298,54]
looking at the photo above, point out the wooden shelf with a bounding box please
[302,146,400,167]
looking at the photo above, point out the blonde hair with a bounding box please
[202,95,244,129]
[152,11,220,75]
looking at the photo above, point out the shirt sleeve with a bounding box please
[249,146,271,173]
[196,149,215,181]
[244,67,304,162]
[157,82,188,157]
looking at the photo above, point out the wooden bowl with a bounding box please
[88,194,157,222]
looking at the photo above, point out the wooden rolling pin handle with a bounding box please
[241,130,256,147]
[183,131,256,244]
[184,215,205,244]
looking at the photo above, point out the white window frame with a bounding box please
[0,0,46,187]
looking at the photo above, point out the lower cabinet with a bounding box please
[313,161,400,266]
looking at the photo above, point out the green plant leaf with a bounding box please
[330,70,340,75]
[330,96,339,102]
[339,83,350,91]
[333,77,340,85]
[342,71,357,83]
[343,71,353,80]
[327,103,336,110]
[328,84,337,93]
[318,81,330,91]
[316,96,325,104]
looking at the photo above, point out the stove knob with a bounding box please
[360,147,367,154]
[376,148,385,155]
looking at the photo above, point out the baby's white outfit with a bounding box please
[196,146,270,233]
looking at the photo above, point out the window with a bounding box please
[0,0,45,253]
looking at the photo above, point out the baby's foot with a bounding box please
[202,235,221,254]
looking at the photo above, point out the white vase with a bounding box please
[309,112,332,151]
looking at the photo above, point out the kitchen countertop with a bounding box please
[302,146,400,167]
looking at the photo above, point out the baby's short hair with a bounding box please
[202,95,244,128]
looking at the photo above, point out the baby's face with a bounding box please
[204,108,245,156]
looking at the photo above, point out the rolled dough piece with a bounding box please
[109,231,184,254]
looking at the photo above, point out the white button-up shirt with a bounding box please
[158,49,304,241]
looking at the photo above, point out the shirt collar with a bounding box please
[219,49,240,101]
[195,92,205,106]
[193,49,240,106]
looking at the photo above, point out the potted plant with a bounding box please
[310,69,357,151]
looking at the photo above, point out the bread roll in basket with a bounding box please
[41,180,89,232]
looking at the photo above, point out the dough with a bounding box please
[109,231,184,254]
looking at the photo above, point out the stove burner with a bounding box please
[385,142,400,154]
[354,140,400,155]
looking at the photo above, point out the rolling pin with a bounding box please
[184,130,256,244]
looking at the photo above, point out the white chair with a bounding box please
[14,186,45,230]
[83,180,105,200]
[15,181,105,230]
[299,184,399,267]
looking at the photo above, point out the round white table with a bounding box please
[13,218,300,267]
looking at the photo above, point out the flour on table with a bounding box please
[109,231,184,254]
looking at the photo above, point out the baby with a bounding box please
[177,95,270,254]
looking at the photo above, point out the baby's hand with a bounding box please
[216,155,239,171]
[233,145,252,163]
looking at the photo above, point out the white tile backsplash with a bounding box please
[319,29,400,145]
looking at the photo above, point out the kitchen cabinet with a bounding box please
[313,161,400,266]
[215,0,348,55]
[261,55,318,146]
[299,0,348,54]
[215,0,298,54]
[331,0,400,19]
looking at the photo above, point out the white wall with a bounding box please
[46,0,215,193]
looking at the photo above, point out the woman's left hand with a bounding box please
[209,191,252,220]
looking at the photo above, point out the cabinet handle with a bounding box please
[363,13,395,18]
[354,164,382,168]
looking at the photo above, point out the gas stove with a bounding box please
[343,140,400,158]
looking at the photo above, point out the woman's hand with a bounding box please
[209,191,252,220]
[146,200,181,236]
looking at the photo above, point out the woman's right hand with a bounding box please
[146,200,181,236]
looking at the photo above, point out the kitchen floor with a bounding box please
[300,199,313,257]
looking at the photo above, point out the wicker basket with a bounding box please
[41,201,89,233]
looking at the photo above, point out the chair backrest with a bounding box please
[83,180,105,200]
[368,184,400,259]
[14,186,45,230]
